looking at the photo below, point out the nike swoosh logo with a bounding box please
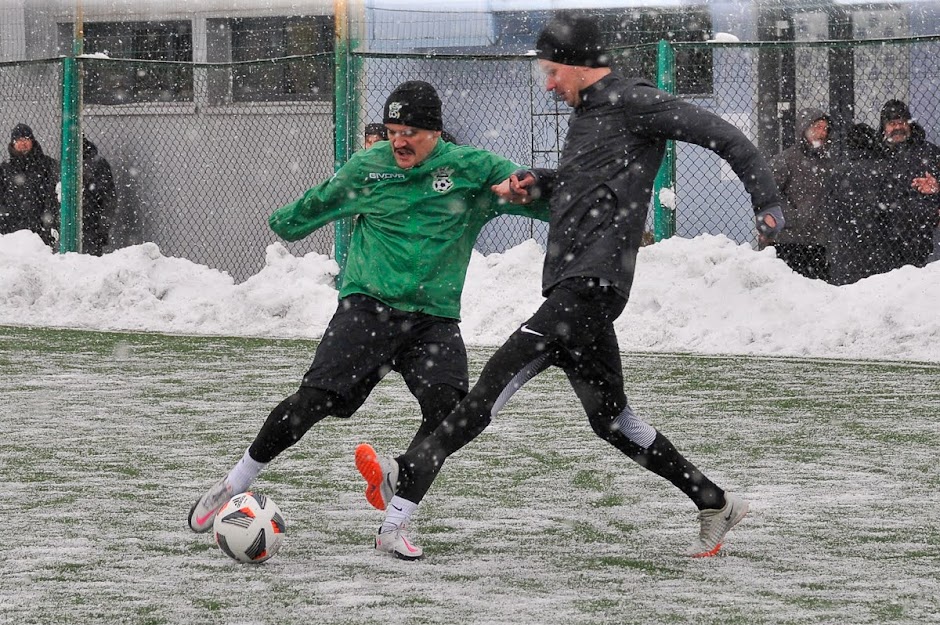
[520,324,544,337]
[402,537,419,553]
[196,507,219,526]
[391,504,403,512]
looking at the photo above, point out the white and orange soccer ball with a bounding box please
[213,492,286,563]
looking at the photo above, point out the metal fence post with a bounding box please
[59,55,83,253]
[333,0,353,286]
[653,39,676,241]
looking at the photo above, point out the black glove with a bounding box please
[756,204,785,238]
[511,168,535,181]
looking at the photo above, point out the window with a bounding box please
[208,16,333,103]
[60,21,193,105]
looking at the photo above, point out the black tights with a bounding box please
[247,383,464,464]
[395,281,724,510]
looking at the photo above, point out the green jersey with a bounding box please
[270,139,548,320]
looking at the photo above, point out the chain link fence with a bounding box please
[81,57,336,280]
[666,38,940,251]
[3,56,335,281]
[2,37,940,280]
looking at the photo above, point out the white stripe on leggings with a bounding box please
[491,353,551,417]
[613,405,656,449]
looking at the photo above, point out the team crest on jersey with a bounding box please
[387,102,403,119]
[431,167,454,193]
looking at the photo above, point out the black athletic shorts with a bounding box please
[301,294,469,406]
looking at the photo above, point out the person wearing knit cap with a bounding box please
[380,80,445,169]
[826,98,940,284]
[875,99,938,271]
[0,123,60,248]
[356,11,784,561]
[880,99,913,145]
[187,82,550,561]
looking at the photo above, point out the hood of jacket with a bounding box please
[7,132,46,160]
[795,107,830,153]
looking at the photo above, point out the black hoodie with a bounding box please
[531,73,781,301]
[81,136,117,255]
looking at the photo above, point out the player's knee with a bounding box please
[587,410,619,441]
[292,386,347,420]
[416,383,464,431]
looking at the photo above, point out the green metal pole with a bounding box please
[653,39,676,241]
[59,17,83,254]
[332,0,352,287]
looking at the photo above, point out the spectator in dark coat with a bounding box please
[768,107,834,280]
[826,101,940,284]
[0,123,60,248]
[825,123,887,285]
[877,101,940,269]
[82,136,116,256]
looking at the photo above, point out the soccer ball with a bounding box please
[213,492,286,563]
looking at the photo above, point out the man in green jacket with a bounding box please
[187,81,548,560]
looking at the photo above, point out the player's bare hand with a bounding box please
[912,171,939,195]
[492,170,536,204]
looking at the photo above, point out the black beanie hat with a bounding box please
[536,12,610,68]
[11,123,34,141]
[383,81,443,131]
[880,99,912,128]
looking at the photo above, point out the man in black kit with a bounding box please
[356,11,785,559]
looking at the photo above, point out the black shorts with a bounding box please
[301,294,469,411]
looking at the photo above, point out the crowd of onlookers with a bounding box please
[0,123,115,255]
[767,99,940,285]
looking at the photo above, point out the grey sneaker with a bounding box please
[689,492,749,557]
[187,477,234,533]
[375,524,424,561]
[355,443,399,511]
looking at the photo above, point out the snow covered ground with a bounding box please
[2,327,938,625]
[3,230,939,624]
[2,230,938,363]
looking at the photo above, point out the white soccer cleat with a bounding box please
[689,492,750,558]
[187,476,234,533]
[354,443,399,511]
[375,525,424,561]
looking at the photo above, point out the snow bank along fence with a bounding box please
[1,36,938,280]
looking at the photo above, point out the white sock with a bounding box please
[380,496,418,533]
[225,448,267,494]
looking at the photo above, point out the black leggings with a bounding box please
[248,382,464,464]
[396,279,724,510]
[397,280,627,499]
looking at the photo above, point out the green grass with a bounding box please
[2,325,939,625]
